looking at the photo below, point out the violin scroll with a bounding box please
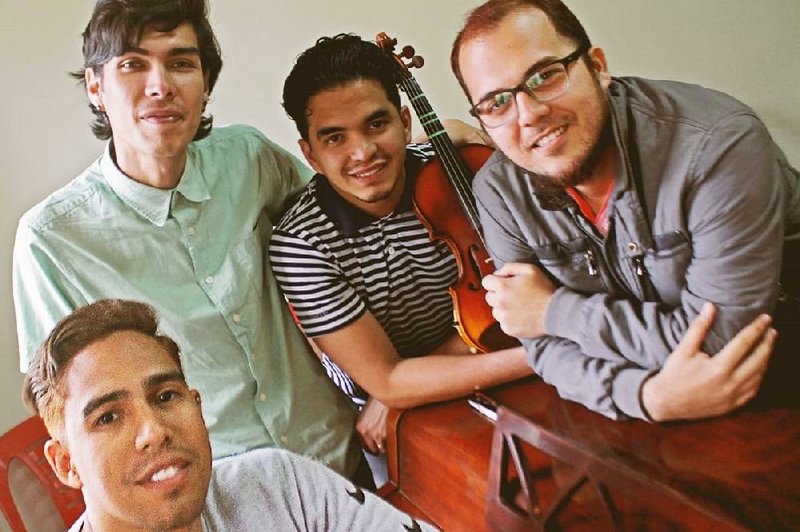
[376,32,424,75]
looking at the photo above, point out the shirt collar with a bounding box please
[314,146,425,237]
[100,142,211,227]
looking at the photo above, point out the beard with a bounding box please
[528,103,613,191]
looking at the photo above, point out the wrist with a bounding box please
[640,370,665,422]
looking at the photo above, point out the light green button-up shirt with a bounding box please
[13,125,359,476]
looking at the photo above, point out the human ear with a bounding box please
[586,46,612,90]
[299,139,323,175]
[400,106,412,143]
[44,439,83,490]
[85,67,104,111]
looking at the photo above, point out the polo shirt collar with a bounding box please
[314,147,424,237]
[101,142,211,227]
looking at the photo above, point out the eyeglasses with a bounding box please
[469,44,590,128]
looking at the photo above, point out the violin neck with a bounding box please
[399,76,483,232]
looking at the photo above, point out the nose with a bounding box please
[145,64,175,99]
[348,136,378,163]
[134,408,170,452]
[515,90,550,127]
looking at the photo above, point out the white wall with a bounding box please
[1,0,798,436]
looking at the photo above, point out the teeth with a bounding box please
[353,169,379,178]
[535,126,566,148]
[151,465,180,482]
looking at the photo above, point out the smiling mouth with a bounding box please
[141,111,182,124]
[150,464,182,483]
[348,162,387,180]
[532,125,566,149]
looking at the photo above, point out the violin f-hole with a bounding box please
[467,244,485,291]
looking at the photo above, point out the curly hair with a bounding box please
[282,33,401,141]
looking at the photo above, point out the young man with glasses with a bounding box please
[451,0,799,421]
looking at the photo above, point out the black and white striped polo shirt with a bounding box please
[270,144,459,405]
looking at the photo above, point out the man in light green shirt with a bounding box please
[13,0,361,479]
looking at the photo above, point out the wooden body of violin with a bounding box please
[413,144,519,353]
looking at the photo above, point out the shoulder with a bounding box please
[406,142,435,161]
[18,160,107,233]
[194,123,269,148]
[473,149,523,196]
[211,447,309,486]
[274,179,327,236]
[611,76,760,130]
[189,124,278,162]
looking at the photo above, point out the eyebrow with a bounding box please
[124,46,201,57]
[476,55,561,104]
[144,371,186,389]
[81,370,186,420]
[82,390,128,420]
[315,109,391,139]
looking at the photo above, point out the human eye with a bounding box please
[324,134,343,146]
[94,410,118,427]
[529,65,563,89]
[368,118,389,130]
[118,58,144,70]
[157,389,182,404]
[171,58,198,69]
[478,92,513,116]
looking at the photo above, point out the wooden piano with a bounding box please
[379,377,800,531]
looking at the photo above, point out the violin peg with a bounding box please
[401,45,416,58]
[410,56,425,69]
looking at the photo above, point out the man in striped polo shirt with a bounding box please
[271,35,531,461]
[270,34,776,461]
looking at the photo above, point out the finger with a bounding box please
[714,314,773,372]
[495,262,533,277]
[673,302,716,357]
[376,440,386,454]
[731,327,776,381]
[484,290,498,308]
[482,273,500,291]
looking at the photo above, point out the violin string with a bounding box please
[402,76,485,235]
[403,78,472,206]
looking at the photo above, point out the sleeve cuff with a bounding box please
[611,366,657,421]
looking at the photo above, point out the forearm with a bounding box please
[523,335,652,420]
[377,346,530,408]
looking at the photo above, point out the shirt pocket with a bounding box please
[643,230,691,305]
[533,235,607,294]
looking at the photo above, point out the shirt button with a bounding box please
[187,226,195,236]
[205,275,214,284]
[627,242,639,253]
[259,393,267,402]
[232,313,241,324]
[280,435,288,444]
[387,246,395,255]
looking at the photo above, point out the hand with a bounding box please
[641,302,776,422]
[412,118,494,147]
[356,397,391,455]
[482,262,555,338]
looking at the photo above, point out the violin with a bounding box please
[376,33,518,353]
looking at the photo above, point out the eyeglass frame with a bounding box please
[468,43,592,127]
